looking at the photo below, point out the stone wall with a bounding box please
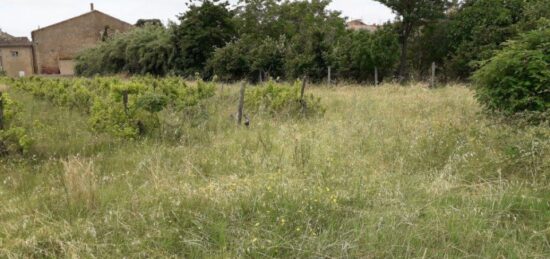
[0,46,34,77]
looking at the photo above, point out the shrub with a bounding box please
[0,91,32,155]
[10,76,216,139]
[89,78,216,138]
[245,80,325,118]
[473,25,550,114]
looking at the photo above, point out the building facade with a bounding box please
[31,6,133,75]
[0,31,34,77]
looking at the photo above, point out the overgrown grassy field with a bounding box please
[1,81,549,258]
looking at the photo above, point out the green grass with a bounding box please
[1,82,549,258]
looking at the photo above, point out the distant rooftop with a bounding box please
[0,29,31,47]
[0,29,14,41]
[346,19,379,32]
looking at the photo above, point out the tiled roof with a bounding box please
[0,30,32,47]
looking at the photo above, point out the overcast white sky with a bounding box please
[0,0,394,38]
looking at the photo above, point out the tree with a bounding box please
[207,39,251,81]
[135,19,163,27]
[374,0,448,82]
[249,36,287,81]
[443,0,524,79]
[172,0,236,78]
[207,0,345,82]
[405,0,550,81]
[332,24,399,83]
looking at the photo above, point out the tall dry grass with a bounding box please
[61,156,98,211]
[0,82,548,258]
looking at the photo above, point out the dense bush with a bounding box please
[473,25,550,114]
[76,25,174,76]
[245,80,325,118]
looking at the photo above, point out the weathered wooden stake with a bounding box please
[300,76,307,115]
[237,83,246,125]
[122,90,129,115]
[0,92,4,130]
[328,66,332,85]
[300,76,307,101]
[374,67,379,86]
[259,70,263,83]
[430,62,436,88]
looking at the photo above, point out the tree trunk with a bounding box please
[398,24,413,84]
[398,38,409,83]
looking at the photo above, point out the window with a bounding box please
[11,51,19,57]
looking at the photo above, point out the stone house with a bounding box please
[0,30,34,77]
[31,4,133,75]
[346,20,378,32]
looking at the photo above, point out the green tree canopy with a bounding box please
[375,0,449,82]
[172,0,237,78]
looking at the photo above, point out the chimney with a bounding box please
[90,3,94,11]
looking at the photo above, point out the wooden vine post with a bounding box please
[237,82,246,125]
[327,66,332,85]
[0,91,4,130]
[300,76,307,115]
[374,67,379,86]
[430,62,436,88]
[122,90,129,115]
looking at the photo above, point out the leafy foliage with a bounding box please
[245,80,325,118]
[473,26,550,114]
[443,0,526,79]
[172,0,237,78]
[76,25,175,76]
[73,0,550,86]
[375,0,449,82]
[9,76,216,138]
[207,39,251,82]
[411,0,550,80]
[208,0,345,82]
[0,86,32,155]
[332,25,400,83]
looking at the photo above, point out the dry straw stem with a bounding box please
[61,156,98,210]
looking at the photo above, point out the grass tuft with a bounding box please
[61,156,98,212]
